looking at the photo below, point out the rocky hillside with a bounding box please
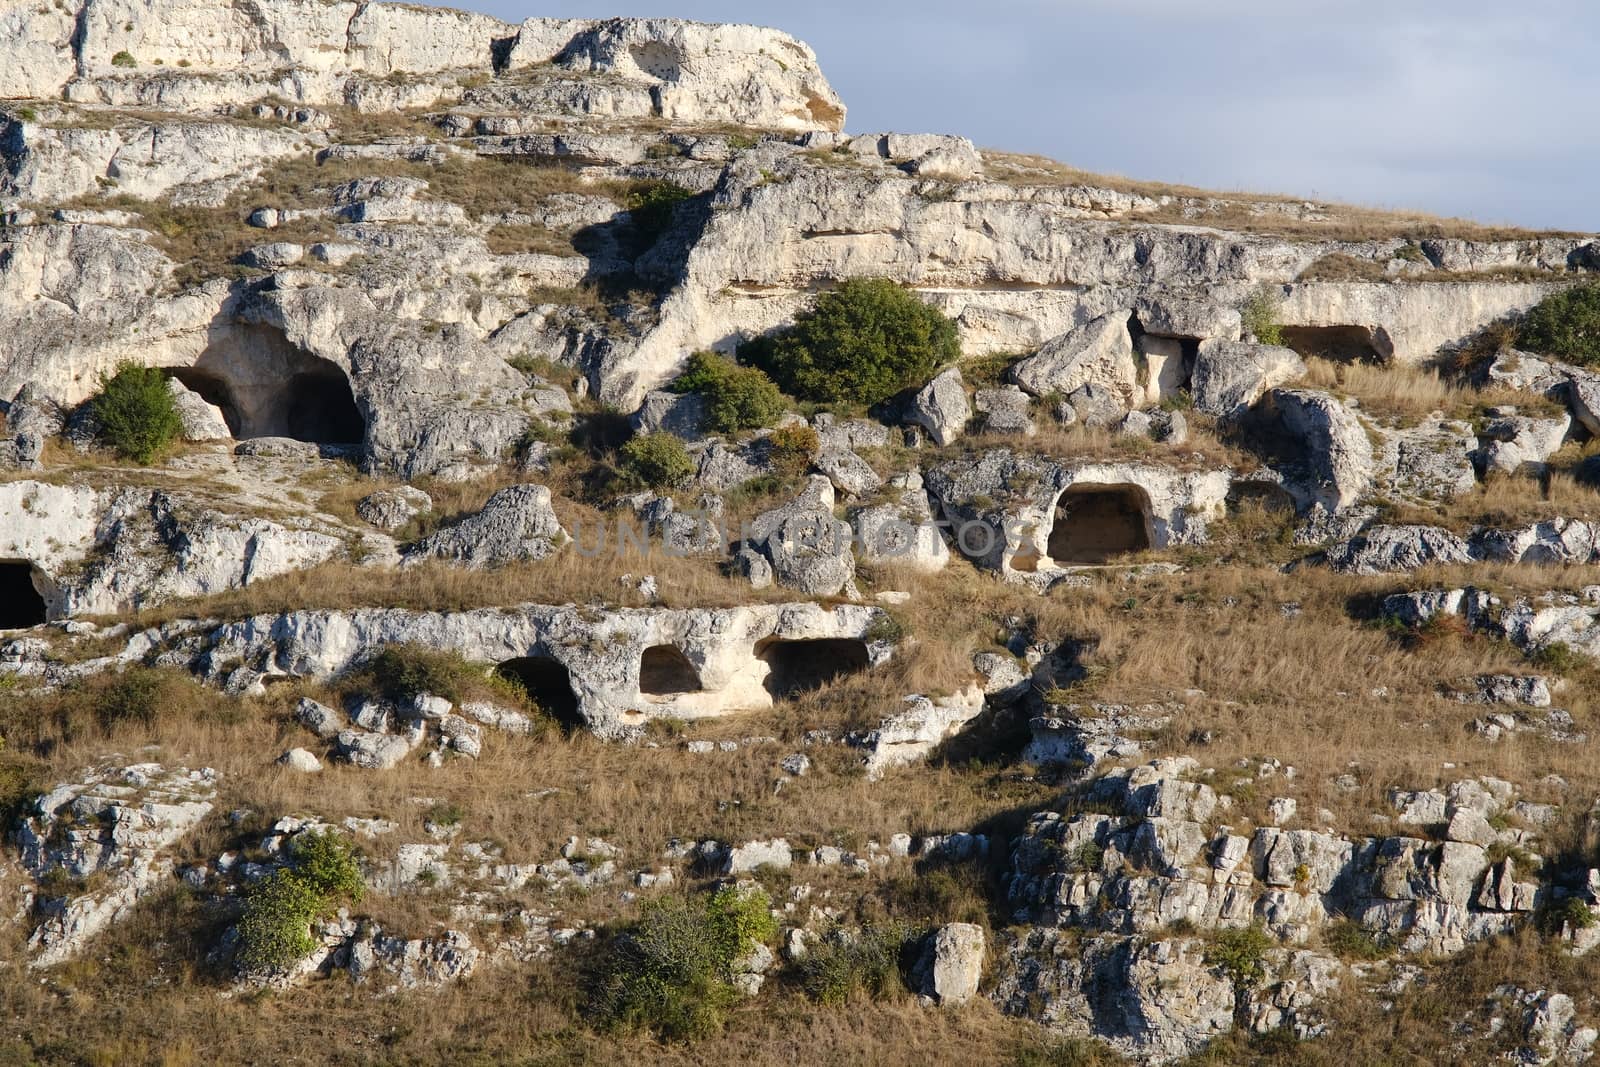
[6,2,1600,1064]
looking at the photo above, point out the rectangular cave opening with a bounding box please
[639,644,703,697]
[1047,484,1154,565]
[756,638,871,699]
[1280,325,1393,364]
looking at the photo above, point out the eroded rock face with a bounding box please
[0,480,345,619]
[17,761,218,966]
[194,600,892,735]
[403,484,568,567]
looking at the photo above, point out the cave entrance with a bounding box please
[496,656,582,729]
[0,562,47,628]
[286,364,365,444]
[757,638,871,699]
[639,645,702,697]
[1047,485,1153,565]
[190,325,365,444]
[1280,325,1393,364]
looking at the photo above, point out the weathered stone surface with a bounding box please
[1010,312,1138,405]
[356,487,434,532]
[1191,340,1305,418]
[17,761,218,966]
[403,485,567,567]
[915,923,986,1006]
[904,368,970,446]
[1264,389,1374,511]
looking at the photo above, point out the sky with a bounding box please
[458,1,1600,232]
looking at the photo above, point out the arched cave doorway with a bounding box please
[189,325,365,444]
[1279,325,1393,364]
[0,562,47,628]
[757,638,871,699]
[1047,485,1153,565]
[639,645,702,698]
[496,656,582,729]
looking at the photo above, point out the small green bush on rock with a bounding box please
[594,886,777,1041]
[1518,284,1600,367]
[1241,287,1285,346]
[93,361,182,464]
[619,431,695,489]
[740,278,960,407]
[236,831,363,974]
[670,351,786,433]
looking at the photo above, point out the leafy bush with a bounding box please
[358,645,477,704]
[1539,896,1598,934]
[1204,923,1273,992]
[619,431,694,489]
[594,886,776,1041]
[1519,284,1600,366]
[93,362,182,464]
[110,50,137,68]
[765,423,819,478]
[625,180,693,246]
[670,351,786,433]
[796,923,909,1005]
[740,278,960,407]
[236,831,364,974]
[1240,287,1285,346]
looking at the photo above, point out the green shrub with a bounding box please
[740,278,960,407]
[1011,1037,1126,1067]
[1240,287,1285,346]
[93,362,182,464]
[1540,896,1598,934]
[796,924,909,1006]
[110,50,137,68]
[1519,284,1600,367]
[91,667,172,731]
[235,868,329,973]
[289,831,364,902]
[625,180,693,247]
[236,831,364,974]
[594,886,776,1041]
[1204,923,1273,992]
[670,351,786,433]
[358,645,476,704]
[619,431,694,490]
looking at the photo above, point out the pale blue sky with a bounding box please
[460,1,1600,232]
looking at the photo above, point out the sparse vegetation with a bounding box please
[741,278,961,407]
[1240,288,1285,346]
[235,831,364,974]
[795,924,910,1005]
[593,886,777,1041]
[92,362,182,464]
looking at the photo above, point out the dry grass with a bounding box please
[981,151,1581,242]
[1301,357,1565,424]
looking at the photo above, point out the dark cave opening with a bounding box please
[496,656,582,728]
[1047,485,1154,565]
[757,638,871,699]
[0,562,47,629]
[639,644,702,697]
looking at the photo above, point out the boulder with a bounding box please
[276,748,323,773]
[630,390,706,441]
[1010,312,1138,405]
[915,923,985,1006]
[356,487,434,532]
[403,484,567,567]
[904,368,970,446]
[744,477,855,596]
[974,385,1037,436]
[1319,524,1474,574]
[1267,389,1375,511]
[1191,340,1305,418]
[166,378,232,441]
